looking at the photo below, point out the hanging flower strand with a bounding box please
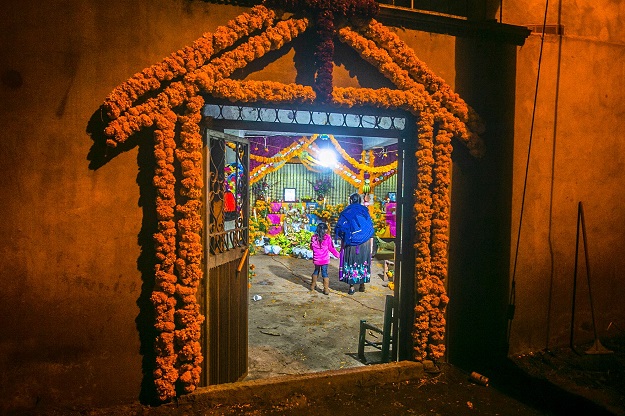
[263,0,379,102]
[174,95,205,393]
[427,126,453,360]
[314,8,335,103]
[151,108,179,402]
[412,112,435,361]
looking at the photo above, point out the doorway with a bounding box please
[200,101,416,385]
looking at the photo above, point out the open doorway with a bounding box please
[241,132,400,380]
[201,101,417,385]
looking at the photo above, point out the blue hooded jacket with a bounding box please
[335,203,374,246]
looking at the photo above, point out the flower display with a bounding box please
[249,134,397,193]
[313,203,344,225]
[101,0,484,398]
[370,200,388,237]
[309,177,333,197]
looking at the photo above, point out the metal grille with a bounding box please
[207,133,249,255]
[204,104,406,133]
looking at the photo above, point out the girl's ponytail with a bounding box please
[316,222,328,248]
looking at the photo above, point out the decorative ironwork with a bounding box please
[203,103,406,134]
[207,132,249,257]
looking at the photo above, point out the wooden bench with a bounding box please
[358,295,395,363]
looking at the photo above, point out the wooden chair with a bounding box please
[358,295,395,363]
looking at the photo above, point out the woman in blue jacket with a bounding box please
[335,193,375,294]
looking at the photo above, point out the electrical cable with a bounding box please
[545,0,563,352]
[507,0,550,344]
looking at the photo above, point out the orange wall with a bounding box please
[1,0,623,412]
[504,0,625,352]
[0,1,247,411]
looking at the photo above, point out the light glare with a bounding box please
[318,148,337,168]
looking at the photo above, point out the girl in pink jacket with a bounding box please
[310,222,340,295]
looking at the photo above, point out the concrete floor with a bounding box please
[246,252,395,380]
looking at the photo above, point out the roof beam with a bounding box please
[377,6,530,46]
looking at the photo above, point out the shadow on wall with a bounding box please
[333,41,396,89]
[86,106,140,170]
[447,35,517,369]
[87,107,162,405]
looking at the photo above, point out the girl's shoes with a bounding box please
[348,286,355,295]
[310,274,318,291]
[323,278,330,295]
[359,283,366,292]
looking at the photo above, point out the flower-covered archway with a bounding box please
[102,1,483,401]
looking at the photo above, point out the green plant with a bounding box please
[269,234,291,254]
[268,230,313,255]
[285,229,313,248]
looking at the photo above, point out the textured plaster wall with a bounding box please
[503,0,625,352]
[0,0,246,411]
[2,0,623,411]
[0,1,457,411]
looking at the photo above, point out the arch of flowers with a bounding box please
[248,133,398,191]
[102,2,483,401]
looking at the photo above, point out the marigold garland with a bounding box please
[173,95,206,393]
[411,113,435,361]
[102,3,486,394]
[360,20,485,157]
[426,127,453,359]
[337,25,481,157]
[327,134,397,174]
[250,134,319,166]
[248,132,397,188]
[105,16,310,148]
[151,109,179,401]
[103,5,276,119]
[300,157,326,173]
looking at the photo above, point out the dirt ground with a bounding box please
[507,335,625,415]
[246,253,394,380]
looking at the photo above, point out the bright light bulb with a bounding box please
[317,148,337,168]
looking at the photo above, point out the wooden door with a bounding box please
[200,130,250,385]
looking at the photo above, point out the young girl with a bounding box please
[310,222,340,295]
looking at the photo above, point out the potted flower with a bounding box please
[309,177,333,200]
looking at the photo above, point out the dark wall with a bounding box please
[447,37,517,367]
